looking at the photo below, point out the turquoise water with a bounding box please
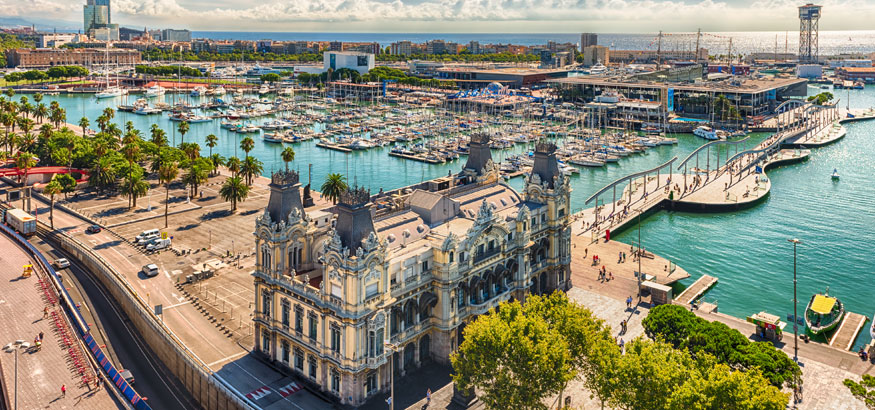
[41,85,875,349]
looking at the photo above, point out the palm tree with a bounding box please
[209,153,226,176]
[2,112,14,155]
[78,116,89,134]
[158,162,178,228]
[96,114,109,133]
[44,179,62,229]
[177,121,189,145]
[17,117,34,152]
[15,151,36,186]
[240,155,263,186]
[50,107,65,128]
[205,134,218,157]
[34,103,47,125]
[226,156,241,177]
[320,173,348,204]
[33,93,42,105]
[281,147,295,171]
[122,143,141,207]
[182,142,200,161]
[150,124,167,147]
[219,176,249,212]
[102,107,115,122]
[90,156,117,195]
[182,163,209,197]
[240,136,254,159]
[120,173,150,209]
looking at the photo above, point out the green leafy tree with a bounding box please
[320,173,348,204]
[181,157,211,197]
[54,173,77,199]
[44,179,62,229]
[260,73,281,83]
[90,156,117,195]
[14,151,37,185]
[451,297,573,410]
[219,176,249,212]
[844,374,875,409]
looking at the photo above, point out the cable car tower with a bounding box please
[798,4,822,63]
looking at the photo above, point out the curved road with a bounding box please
[29,235,200,410]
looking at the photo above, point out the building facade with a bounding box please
[252,137,572,406]
[580,33,598,51]
[323,51,375,74]
[161,29,192,42]
[5,48,141,68]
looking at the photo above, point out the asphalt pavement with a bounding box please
[30,235,201,410]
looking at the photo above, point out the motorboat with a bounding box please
[804,288,845,335]
[871,313,875,340]
[263,132,284,143]
[144,85,165,97]
[190,86,207,97]
[832,169,840,180]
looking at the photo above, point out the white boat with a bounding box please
[258,84,271,95]
[589,62,608,75]
[190,86,207,97]
[96,86,126,99]
[870,313,875,340]
[211,86,226,96]
[832,169,840,180]
[144,85,165,97]
[263,132,284,143]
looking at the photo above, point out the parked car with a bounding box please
[86,224,102,234]
[141,264,159,278]
[135,233,160,245]
[146,238,171,252]
[135,229,160,242]
[53,258,70,269]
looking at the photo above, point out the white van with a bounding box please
[135,229,160,242]
[146,238,171,252]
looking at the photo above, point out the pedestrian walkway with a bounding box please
[0,233,119,409]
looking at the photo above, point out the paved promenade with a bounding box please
[0,232,120,409]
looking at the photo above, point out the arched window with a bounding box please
[261,247,272,271]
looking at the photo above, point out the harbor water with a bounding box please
[41,85,874,350]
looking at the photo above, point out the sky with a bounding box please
[3,0,875,32]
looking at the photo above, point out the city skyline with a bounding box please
[1,0,874,33]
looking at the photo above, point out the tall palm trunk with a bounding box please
[165,183,170,228]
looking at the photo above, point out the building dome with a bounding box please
[486,82,504,93]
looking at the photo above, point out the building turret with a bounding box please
[265,170,303,225]
[334,186,375,255]
[463,133,493,175]
[531,141,561,188]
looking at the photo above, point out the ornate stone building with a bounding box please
[252,136,572,406]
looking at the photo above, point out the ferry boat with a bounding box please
[804,289,845,335]
[693,126,720,140]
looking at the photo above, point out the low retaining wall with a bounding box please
[40,228,253,410]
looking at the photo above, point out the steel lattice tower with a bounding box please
[798,4,822,63]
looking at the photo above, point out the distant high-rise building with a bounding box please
[84,0,117,40]
[161,29,192,42]
[580,33,598,52]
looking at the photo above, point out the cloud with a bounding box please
[1,0,873,32]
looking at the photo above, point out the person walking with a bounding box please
[96,378,102,391]
[626,296,633,309]
[43,306,49,319]
[61,384,66,398]
[427,388,432,405]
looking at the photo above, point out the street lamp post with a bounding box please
[384,340,396,410]
[4,340,26,410]
[637,208,643,292]
[788,238,801,361]
[788,237,801,408]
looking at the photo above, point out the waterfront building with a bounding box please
[425,40,462,55]
[580,33,598,52]
[796,64,823,79]
[608,48,708,64]
[582,45,609,67]
[835,67,875,82]
[252,137,572,406]
[4,47,140,68]
[323,51,375,74]
[161,29,192,43]
[828,60,873,68]
[548,72,807,121]
[37,33,82,48]
[389,41,416,56]
[436,66,569,88]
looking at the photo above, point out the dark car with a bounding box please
[86,225,102,234]
[119,369,135,385]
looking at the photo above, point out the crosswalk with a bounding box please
[277,382,302,398]
[245,386,272,400]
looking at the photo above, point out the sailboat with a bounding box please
[95,44,127,99]
[804,288,845,335]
